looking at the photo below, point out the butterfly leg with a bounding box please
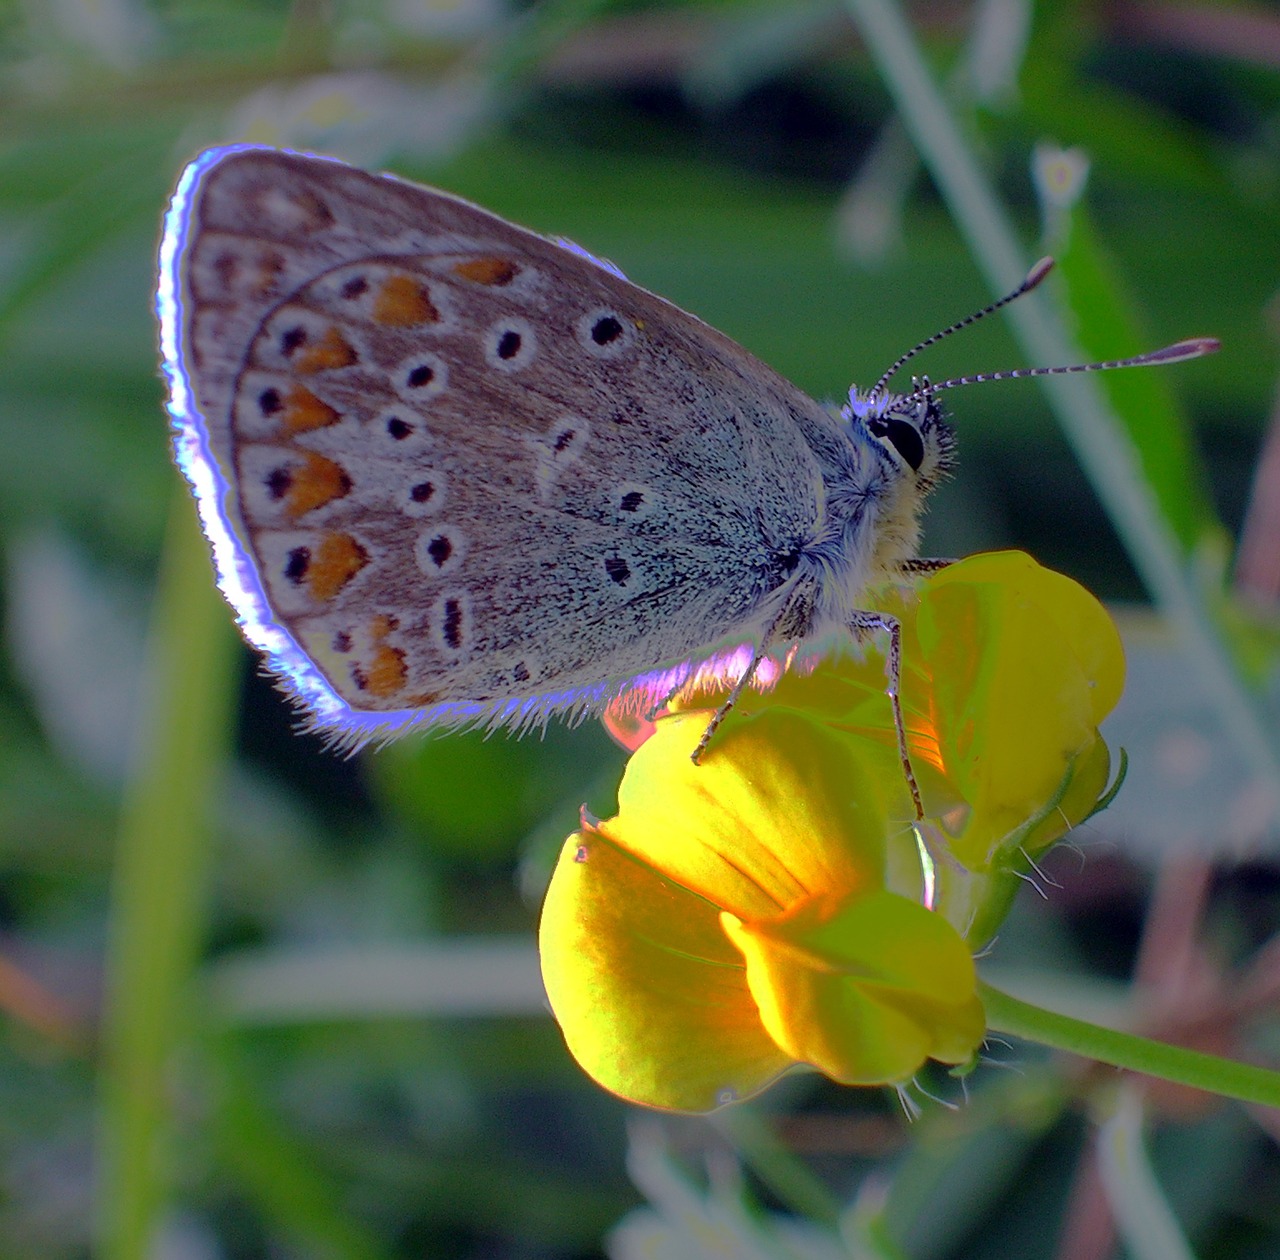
[689,650,767,764]
[899,557,953,576]
[689,589,814,764]
[849,609,925,821]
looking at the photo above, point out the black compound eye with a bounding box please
[877,416,925,472]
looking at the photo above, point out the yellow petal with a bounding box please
[539,823,792,1112]
[723,890,985,1085]
[915,552,1125,868]
[601,710,888,919]
[924,551,1124,719]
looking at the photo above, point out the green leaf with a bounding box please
[1045,205,1223,557]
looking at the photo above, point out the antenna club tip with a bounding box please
[1024,256,1055,289]
[1157,337,1221,362]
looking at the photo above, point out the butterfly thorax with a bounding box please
[803,387,955,626]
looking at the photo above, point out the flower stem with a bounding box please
[980,980,1280,1108]
[96,489,238,1258]
[714,1106,842,1228]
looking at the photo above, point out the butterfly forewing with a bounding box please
[171,147,834,734]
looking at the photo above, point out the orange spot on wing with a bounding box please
[306,532,368,601]
[373,274,440,325]
[361,643,408,698]
[294,325,358,374]
[281,387,340,433]
[284,451,352,518]
[453,257,518,286]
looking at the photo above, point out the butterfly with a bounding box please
[157,145,1216,815]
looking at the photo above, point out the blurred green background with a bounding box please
[3,0,1280,1256]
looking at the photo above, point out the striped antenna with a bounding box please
[870,256,1055,399]
[907,337,1221,400]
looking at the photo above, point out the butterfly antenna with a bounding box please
[869,256,1056,399]
[907,336,1221,400]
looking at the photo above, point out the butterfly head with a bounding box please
[843,381,957,496]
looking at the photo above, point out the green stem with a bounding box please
[980,980,1280,1109]
[715,1106,842,1229]
[96,489,238,1259]
[206,1034,392,1260]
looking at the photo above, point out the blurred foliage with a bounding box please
[1,0,1279,1257]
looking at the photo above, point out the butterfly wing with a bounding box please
[160,146,839,741]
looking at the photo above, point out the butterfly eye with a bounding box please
[869,415,925,473]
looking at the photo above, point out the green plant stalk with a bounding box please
[842,0,1280,818]
[980,980,1280,1108]
[206,1034,392,1260]
[715,1105,842,1228]
[96,489,237,1259]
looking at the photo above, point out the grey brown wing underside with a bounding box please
[181,148,834,713]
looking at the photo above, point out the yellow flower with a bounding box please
[912,552,1124,871]
[539,552,1124,1111]
[540,711,984,1111]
